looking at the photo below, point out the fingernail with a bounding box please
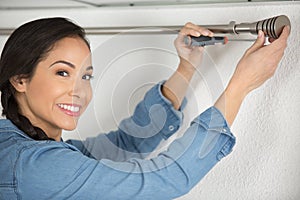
[202,30,210,36]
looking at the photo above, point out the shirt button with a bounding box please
[222,128,227,133]
[168,125,175,131]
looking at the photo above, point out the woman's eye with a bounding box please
[82,74,94,80]
[56,71,69,77]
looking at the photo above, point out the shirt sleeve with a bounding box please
[17,107,235,200]
[66,81,188,161]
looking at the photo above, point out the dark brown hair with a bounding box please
[0,17,90,140]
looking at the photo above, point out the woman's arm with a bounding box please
[162,23,213,110]
[67,82,186,161]
[215,27,290,126]
[18,106,235,200]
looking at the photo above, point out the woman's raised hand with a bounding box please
[174,22,214,71]
[228,26,290,97]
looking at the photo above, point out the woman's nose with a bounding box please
[68,79,86,99]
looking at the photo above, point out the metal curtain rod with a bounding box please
[0,15,290,38]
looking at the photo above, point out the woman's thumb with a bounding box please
[246,30,265,54]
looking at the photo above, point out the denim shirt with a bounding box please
[0,82,235,200]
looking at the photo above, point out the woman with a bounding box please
[0,18,289,199]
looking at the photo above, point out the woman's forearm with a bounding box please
[162,62,195,110]
[214,81,247,126]
[162,22,212,110]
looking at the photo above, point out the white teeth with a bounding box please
[58,104,80,112]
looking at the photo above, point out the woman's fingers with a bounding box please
[245,30,265,55]
[180,22,213,37]
[268,26,290,43]
[174,22,210,69]
[266,26,290,51]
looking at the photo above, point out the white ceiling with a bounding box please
[0,0,294,10]
[0,0,256,10]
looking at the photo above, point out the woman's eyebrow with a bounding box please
[86,66,93,71]
[49,60,75,68]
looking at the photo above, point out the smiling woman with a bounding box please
[0,17,289,199]
[12,37,93,141]
[0,18,91,141]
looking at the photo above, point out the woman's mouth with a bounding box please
[57,103,81,117]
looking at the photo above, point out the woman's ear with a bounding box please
[9,75,29,92]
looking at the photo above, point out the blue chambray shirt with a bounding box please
[0,82,235,200]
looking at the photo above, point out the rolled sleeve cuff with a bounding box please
[144,81,188,139]
[192,106,236,159]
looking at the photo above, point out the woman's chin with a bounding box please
[63,127,76,131]
[59,118,78,131]
[63,124,77,131]
[60,121,78,131]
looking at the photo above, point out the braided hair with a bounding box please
[0,17,90,140]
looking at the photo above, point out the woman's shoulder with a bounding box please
[0,119,31,145]
[0,119,79,150]
[0,119,48,189]
[0,118,83,171]
[0,119,29,136]
[0,119,51,157]
[0,119,88,198]
[0,119,79,156]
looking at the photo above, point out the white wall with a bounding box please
[0,2,299,199]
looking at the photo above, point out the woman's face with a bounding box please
[17,37,93,139]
